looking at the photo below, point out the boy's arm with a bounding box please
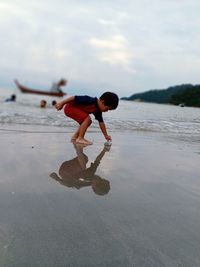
[99,122,112,141]
[55,96,75,110]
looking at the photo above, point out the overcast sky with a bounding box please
[0,0,200,97]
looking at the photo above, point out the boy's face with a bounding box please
[98,99,112,112]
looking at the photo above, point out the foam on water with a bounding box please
[0,91,200,136]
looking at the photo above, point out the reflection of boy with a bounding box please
[50,145,110,196]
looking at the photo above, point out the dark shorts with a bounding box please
[64,104,89,125]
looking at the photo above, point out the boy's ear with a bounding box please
[100,99,107,106]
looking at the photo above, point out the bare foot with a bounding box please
[76,138,93,145]
[71,134,78,142]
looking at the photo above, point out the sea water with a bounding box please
[0,89,200,140]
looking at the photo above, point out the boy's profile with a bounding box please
[55,92,119,145]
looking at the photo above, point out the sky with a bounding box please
[0,0,200,97]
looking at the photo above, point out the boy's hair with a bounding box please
[100,92,119,109]
[92,175,110,196]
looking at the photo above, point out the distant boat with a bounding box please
[14,79,66,97]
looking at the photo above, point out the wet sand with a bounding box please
[0,125,200,267]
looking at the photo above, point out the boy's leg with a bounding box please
[64,104,89,142]
[76,116,93,145]
[73,143,88,169]
[71,129,80,142]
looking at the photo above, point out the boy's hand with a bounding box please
[55,102,64,111]
[105,134,112,141]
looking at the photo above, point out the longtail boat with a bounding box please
[14,79,66,97]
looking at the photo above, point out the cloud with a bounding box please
[89,35,133,66]
[0,3,22,18]
[1,0,200,96]
[97,19,116,26]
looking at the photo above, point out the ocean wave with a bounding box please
[1,100,200,135]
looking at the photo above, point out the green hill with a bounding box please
[121,84,194,104]
[170,86,200,107]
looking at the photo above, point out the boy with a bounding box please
[55,92,119,145]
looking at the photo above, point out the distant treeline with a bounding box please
[121,84,200,107]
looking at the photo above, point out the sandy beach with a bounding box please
[0,124,200,266]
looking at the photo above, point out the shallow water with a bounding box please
[0,129,200,266]
[0,90,200,137]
